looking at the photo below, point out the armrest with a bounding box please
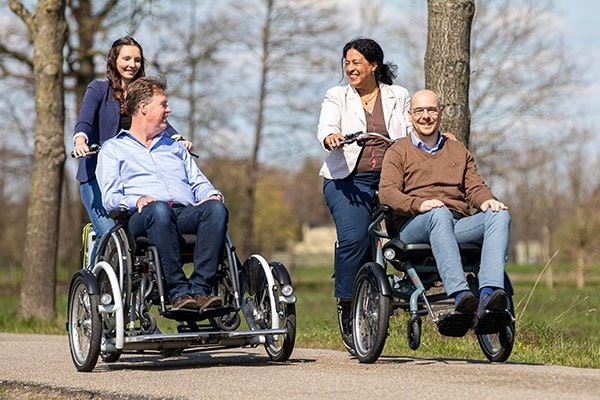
[108,206,131,220]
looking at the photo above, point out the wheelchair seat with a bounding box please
[388,239,482,265]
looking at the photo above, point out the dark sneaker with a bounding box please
[194,294,223,311]
[337,301,355,355]
[474,288,511,335]
[478,289,508,315]
[172,294,199,310]
[438,291,477,337]
[454,291,478,313]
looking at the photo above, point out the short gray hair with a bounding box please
[124,75,167,116]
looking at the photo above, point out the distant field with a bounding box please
[0,261,598,368]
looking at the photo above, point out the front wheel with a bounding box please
[265,302,296,362]
[478,322,515,362]
[477,296,515,362]
[264,262,296,362]
[243,256,296,362]
[100,350,121,363]
[352,263,390,363]
[67,274,101,372]
[407,314,421,350]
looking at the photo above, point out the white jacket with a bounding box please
[317,83,411,179]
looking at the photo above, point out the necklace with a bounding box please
[361,88,379,105]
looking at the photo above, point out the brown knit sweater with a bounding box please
[379,136,496,223]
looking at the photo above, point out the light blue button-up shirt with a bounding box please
[410,130,445,154]
[97,130,222,212]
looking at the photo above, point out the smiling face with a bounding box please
[344,48,377,91]
[142,89,171,135]
[116,45,142,86]
[409,90,443,139]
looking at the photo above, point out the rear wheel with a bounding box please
[210,258,241,331]
[352,265,390,363]
[68,274,101,372]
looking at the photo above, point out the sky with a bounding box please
[387,0,600,154]
[553,0,600,132]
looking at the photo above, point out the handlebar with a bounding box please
[71,143,199,159]
[338,131,395,147]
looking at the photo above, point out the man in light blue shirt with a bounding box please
[97,76,227,311]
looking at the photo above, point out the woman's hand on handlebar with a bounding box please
[324,133,345,150]
[179,139,193,151]
[72,137,90,158]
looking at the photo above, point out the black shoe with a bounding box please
[474,289,511,335]
[438,291,477,337]
[337,301,355,355]
[454,291,478,313]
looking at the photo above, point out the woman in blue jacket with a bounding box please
[72,36,191,264]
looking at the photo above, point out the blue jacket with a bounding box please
[73,80,179,182]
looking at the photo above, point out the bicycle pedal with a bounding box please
[437,311,474,337]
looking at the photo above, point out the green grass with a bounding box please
[1,262,598,368]
[290,262,600,368]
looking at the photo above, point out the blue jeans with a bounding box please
[324,172,379,299]
[128,200,228,302]
[399,207,511,297]
[80,178,115,266]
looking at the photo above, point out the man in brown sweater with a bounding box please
[379,89,512,335]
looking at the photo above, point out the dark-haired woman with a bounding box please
[317,38,411,351]
[72,36,191,264]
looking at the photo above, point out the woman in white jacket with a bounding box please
[317,38,411,352]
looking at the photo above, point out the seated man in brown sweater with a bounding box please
[379,89,511,335]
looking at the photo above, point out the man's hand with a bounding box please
[136,196,157,213]
[194,194,223,206]
[480,199,508,212]
[419,199,445,212]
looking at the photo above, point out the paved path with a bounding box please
[1,333,599,400]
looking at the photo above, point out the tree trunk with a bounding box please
[425,0,475,146]
[241,0,273,256]
[10,0,68,320]
[576,248,585,289]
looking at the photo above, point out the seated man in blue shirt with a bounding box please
[97,75,227,311]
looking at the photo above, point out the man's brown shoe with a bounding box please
[172,294,198,310]
[193,294,223,311]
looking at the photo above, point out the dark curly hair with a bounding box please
[341,37,397,85]
[106,36,146,114]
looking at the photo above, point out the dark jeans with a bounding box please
[128,200,228,302]
[323,172,380,299]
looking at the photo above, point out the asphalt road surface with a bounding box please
[0,333,599,400]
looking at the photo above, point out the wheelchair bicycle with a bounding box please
[67,208,297,372]
[336,132,515,364]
